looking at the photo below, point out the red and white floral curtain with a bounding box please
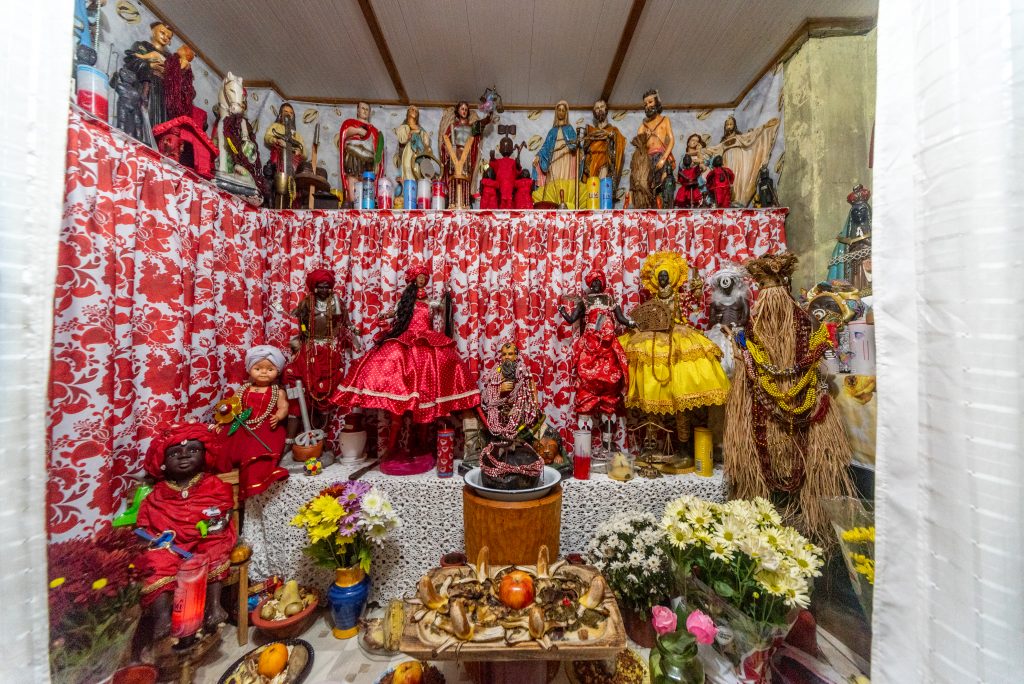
[48,110,787,539]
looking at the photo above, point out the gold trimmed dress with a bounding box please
[618,290,730,414]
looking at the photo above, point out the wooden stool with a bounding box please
[463,484,562,565]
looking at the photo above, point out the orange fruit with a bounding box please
[392,661,423,684]
[257,642,288,678]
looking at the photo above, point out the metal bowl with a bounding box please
[463,466,562,501]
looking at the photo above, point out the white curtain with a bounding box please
[872,1,1024,682]
[0,0,74,682]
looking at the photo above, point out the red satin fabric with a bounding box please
[136,474,237,605]
[675,166,703,208]
[332,302,480,423]
[707,167,736,208]
[284,340,346,414]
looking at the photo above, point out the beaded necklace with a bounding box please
[239,382,279,427]
[738,303,832,493]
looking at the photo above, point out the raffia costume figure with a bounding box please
[619,252,730,415]
[725,253,854,542]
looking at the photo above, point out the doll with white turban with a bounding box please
[213,345,290,497]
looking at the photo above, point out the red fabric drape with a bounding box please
[47,110,787,539]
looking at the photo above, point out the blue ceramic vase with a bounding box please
[327,566,370,639]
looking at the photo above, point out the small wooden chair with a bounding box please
[216,470,252,646]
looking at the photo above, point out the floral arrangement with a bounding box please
[842,526,875,585]
[649,606,718,683]
[47,528,143,684]
[823,497,874,619]
[587,511,674,617]
[661,495,823,625]
[290,481,400,573]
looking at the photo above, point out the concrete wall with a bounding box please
[781,31,877,290]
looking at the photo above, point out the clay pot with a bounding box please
[621,605,657,648]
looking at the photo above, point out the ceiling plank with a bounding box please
[600,0,647,102]
[357,0,409,104]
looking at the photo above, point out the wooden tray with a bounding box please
[399,565,627,662]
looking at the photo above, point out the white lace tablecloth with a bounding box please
[243,462,726,601]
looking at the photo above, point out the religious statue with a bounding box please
[673,155,704,208]
[637,89,676,207]
[705,155,735,207]
[136,423,236,642]
[123,21,173,131]
[331,265,480,475]
[395,105,435,184]
[211,72,265,205]
[480,132,526,210]
[827,184,872,294]
[339,101,384,206]
[475,341,546,489]
[162,44,198,123]
[440,100,492,209]
[284,269,357,445]
[705,262,751,375]
[753,164,779,207]
[263,103,306,209]
[683,133,710,169]
[704,114,780,205]
[481,341,541,442]
[212,345,290,498]
[619,252,730,419]
[532,100,581,208]
[113,67,146,142]
[558,267,634,449]
[580,99,626,193]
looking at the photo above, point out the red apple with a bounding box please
[499,570,535,609]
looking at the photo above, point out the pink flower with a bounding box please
[651,605,677,635]
[686,609,717,645]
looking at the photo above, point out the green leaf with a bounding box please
[713,580,735,598]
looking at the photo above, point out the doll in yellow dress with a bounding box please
[619,251,730,415]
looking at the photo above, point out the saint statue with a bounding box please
[124,21,173,129]
[211,72,265,205]
[339,101,384,206]
[637,89,675,207]
[827,185,872,294]
[581,99,626,193]
[481,341,541,442]
[395,105,435,183]
[439,100,492,209]
[704,114,780,205]
[263,103,306,209]
[532,100,583,208]
[705,155,735,207]
[284,269,358,445]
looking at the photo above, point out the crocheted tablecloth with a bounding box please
[244,461,726,601]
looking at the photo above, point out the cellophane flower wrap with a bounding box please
[290,481,400,573]
[822,496,874,620]
[661,496,823,681]
[587,511,674,617]
[47,527,143,684]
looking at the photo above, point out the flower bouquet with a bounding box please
[587,511,675,646]
[649,605,718,684]
[822,496,874,620]
[47,528,143,684]
[661,496,823,683]
[290,481,400,638]
[290,481,400,573]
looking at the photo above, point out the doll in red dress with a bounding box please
[215,345,290,498]
[332,264,480,474]
[558,267,635,436]
[136,423,237,641]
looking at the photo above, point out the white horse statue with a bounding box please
[211,72,262,204]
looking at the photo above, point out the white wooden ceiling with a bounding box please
[147,0,877,108]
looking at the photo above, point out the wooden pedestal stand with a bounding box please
[462,484,562,565]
